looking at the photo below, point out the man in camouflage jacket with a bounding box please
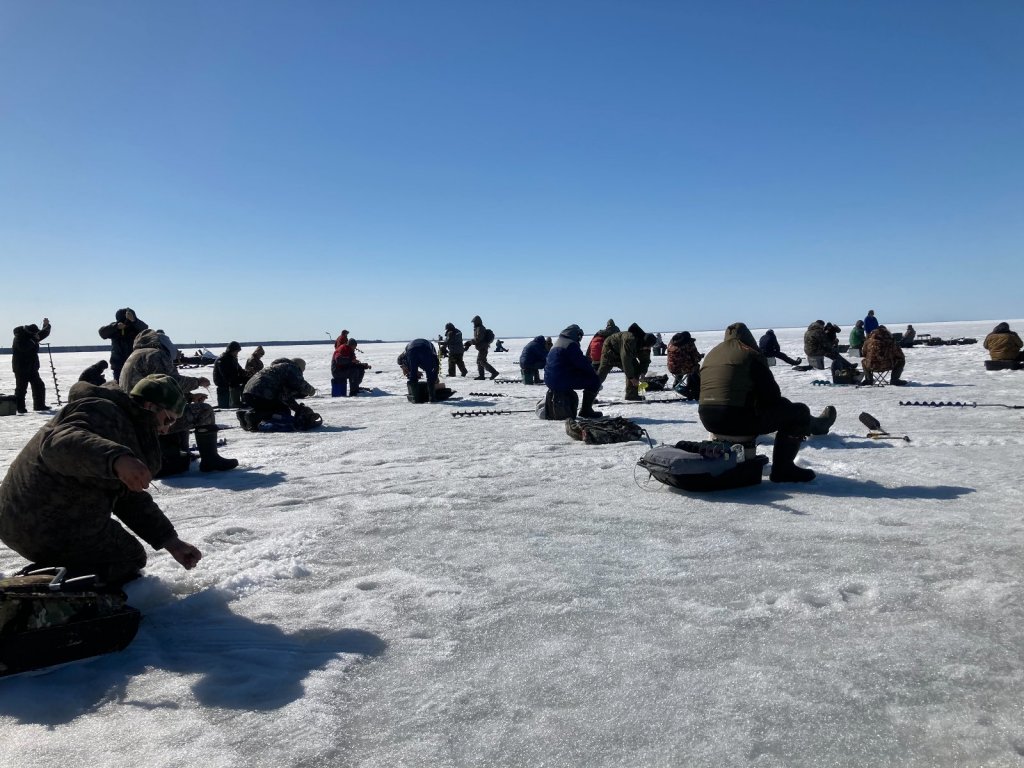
[0,376,202,585]
[597,322,649,400]
[861,326,906,384]
[119,330,236,472]
[444,323,468,377]
[464,315,499,380]
[803,320,834,369]
[240,358,317,429]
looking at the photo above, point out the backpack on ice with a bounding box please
[0,567,141,677]
[637,440,769,492]
[640,374,669,392]
[565,416,647,445]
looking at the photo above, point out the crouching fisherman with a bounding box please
[399,339,454,403]
[239,358,319,430]
[542,324,603,419]
[120,329,237,473]
[698,323,836,483]
[0,375,203,587]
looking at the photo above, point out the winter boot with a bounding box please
[428,382,439,403]
[578,390,603,419]
[624,382,643,401]
[769,434,815,483]
[486,364,500,380]
[808,405,837,436]
[155,433,191,478]
[407,382,421,403]
[474,366,486,380]
[196,426,238,472]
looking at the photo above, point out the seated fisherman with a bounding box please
[332,338,372,396]
[0,374,203,587]
[519,335,549,385]
[757,329,801,366]
[699,323,836,483]
[984,322,1024,362]
[240,358,318,430]
[861,326,907,385]
[543,324,603,419]
[398,339,442,403]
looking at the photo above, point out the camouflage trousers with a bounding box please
[169,401,215,435]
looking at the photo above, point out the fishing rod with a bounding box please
[899,400,1024,410]
[859,412,910,442]
[44,343,62,406]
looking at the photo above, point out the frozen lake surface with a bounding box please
[2,319,1023,767]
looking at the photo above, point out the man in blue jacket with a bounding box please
[543,325,603,419]
[519,336,549,384]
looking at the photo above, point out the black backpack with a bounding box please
[565,416,648,445]
[484,328,495,345]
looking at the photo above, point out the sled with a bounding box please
[638,441,768,492]
[0,567,141,677]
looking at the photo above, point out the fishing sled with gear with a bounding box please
[406,382,456,403]
[1,566,141,677]
[236,403,323,431]
[637,439,769,492]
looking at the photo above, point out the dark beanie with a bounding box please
[130,374,186,417]
[472,315,482,325]
[227,341,242,353]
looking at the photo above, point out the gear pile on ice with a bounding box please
[565,416,649,446]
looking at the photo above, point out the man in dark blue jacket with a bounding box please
[519,336,548,384]
[398,339,441,403]
[543,325,603,419]
[757,329,801,366]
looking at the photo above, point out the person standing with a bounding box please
[11,318,51,413]
[213,341,248,408]
[465,315,499,380]
[863,310,879,336]
[98,308,148,380]
[443,323,468,377]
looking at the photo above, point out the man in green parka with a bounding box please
[699,323,836,483]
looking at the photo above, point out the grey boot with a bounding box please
[809,406,837,436]
[769,434,815,483]
[196,426,238,472]
[407,382,421,402]
[579,390,603,418]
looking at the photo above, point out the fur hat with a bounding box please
[130,374,186,417]
[291,358,306,372]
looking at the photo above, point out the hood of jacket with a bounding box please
[993,322,1011,334]
[627,322,646,344]
[723,322,759,351]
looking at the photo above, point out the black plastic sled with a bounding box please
[638,441,768,492]
[0,567,141,677]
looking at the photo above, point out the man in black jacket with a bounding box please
[11,318,51,413]
[98,308,148,380]
[213,341,248,408]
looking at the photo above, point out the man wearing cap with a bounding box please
[239,357,318,430]
[0,374,203,586]
[119,329,237,474]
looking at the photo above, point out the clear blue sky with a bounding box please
[2,1,1021,346]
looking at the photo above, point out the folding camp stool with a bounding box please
[867,369,890,386]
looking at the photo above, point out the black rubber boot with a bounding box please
[428,382,439,403]
[809,406,837,436]
[474,366,486,380]
[407,382,421,403]
[578,390,602,418]
[486,364,500,380]
[769,434,815,483]
[196,426,238,472]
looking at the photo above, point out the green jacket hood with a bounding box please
[723,322,759,351]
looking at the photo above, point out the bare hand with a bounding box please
[165,537,202,569]
[197,376,211,388]
[114,455,152,491]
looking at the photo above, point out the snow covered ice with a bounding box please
[2,320,1024,767]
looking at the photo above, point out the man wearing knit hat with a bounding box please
[0,374,203,586]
